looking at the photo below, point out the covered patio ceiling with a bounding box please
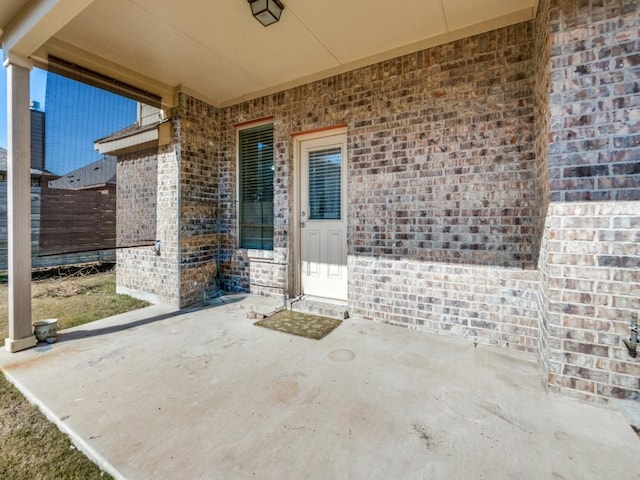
[1,0,537,108]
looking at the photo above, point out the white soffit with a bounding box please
[443,0,534,30]
[108,0,340,87]
[31,0,535,106]
[51,0,266,101]
[284,0,449,64]
[0,0,26,34]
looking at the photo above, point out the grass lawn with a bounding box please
[0,271,149,339]
[0,271,149,479]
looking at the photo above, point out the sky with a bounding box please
[0,48,137,175]
[44,71,136,174]
[0,49,48,149]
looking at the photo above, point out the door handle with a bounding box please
[300,221,306,228]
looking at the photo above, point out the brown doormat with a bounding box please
[255,309,342,340]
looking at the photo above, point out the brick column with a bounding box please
[537,0,640,403]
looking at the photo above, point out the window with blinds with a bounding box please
[239,124,274,250]
[308,147,342,220]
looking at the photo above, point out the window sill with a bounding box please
[246,249,275,261]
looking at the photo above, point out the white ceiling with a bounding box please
[0,0,25,32]
[2,0,537,107]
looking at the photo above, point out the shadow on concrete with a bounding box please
[58,310,183,342]
[57,294,249,343]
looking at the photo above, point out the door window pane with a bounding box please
[308,147,341,220]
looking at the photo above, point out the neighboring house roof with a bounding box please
[0,146,57,177]
[48,156,117,189]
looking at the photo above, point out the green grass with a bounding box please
[0,272,149,339]
[0,271,150,479]
[0,375,110,480]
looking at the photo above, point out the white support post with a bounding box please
[4,54,36,353]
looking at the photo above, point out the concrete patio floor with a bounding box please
[1,294,639,480]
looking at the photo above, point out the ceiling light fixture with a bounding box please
[248,0,285,27]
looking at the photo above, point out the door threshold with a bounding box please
[291,295,347,306]
[289,295,349,320]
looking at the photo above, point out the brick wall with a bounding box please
[347,29,536,268]
[535,0,553,380]
[537,0,640,403]
[113,1,639,404]
[542,202,639,403]
[215,21,540,348]
[220,22,540,271]
[116,145,180,306]
[116,94,223,307]
[117,153,157,248]
[548,0,639,203]
[175,94,221,306]
[350,259,539,351]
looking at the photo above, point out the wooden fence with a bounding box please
[39,187,116,256]
[0,184,116,270]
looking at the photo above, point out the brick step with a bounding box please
[288,296,349,321]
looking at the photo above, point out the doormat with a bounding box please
[255,309,342,340]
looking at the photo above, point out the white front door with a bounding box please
[299,133,348,301]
